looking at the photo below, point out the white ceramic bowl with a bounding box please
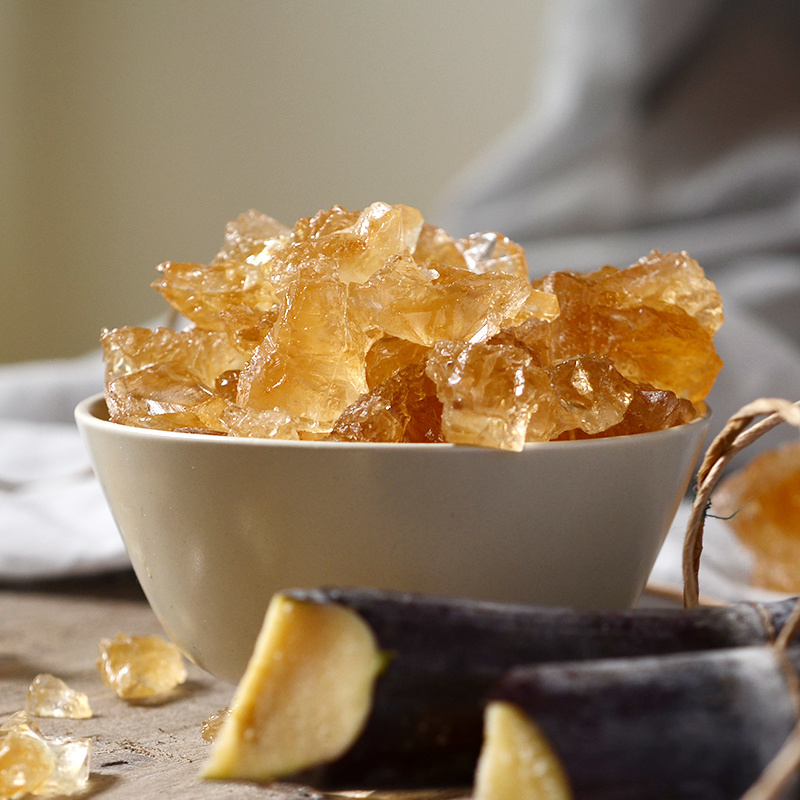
[75,393,708,683]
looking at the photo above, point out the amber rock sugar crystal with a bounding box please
[102,203,723,451]
[201,708,231,743]
[25,675,92,720]
[0,711,91,798]
[97,633,187,702]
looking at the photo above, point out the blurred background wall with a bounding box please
[1,0,545,364]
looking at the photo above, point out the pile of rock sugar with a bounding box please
[102,202,723,451]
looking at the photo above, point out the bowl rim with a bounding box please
[75,392,711,453]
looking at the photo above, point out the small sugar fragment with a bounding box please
[25,674,92,720]
[201,708,231,743]
[97,633,187,702]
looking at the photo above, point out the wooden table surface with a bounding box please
[0,573,467,800]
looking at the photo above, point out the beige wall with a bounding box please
[1,1,544,364]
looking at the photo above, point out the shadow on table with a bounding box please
[0,570,146,601]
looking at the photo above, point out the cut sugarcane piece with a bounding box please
[474,702,572,800]
[201,592,383,783]
[266,588,798,788]
[487,645,800,800]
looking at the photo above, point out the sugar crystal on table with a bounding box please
[25,675,92,720]
[97,633,187,702]
[0,712,91,798]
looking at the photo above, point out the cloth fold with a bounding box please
[0,352,129,581]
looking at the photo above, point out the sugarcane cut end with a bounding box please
[200,591,383,783]
[474,701,573,800]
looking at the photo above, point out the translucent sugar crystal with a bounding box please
[97,633,187,702]
[714,442,800,593]
[364,336,431,390]
[25,675,92,720]
[102,326,245,387]
[218,304,279,357]
[457,231,529,279]
[152,260,279,332]
[214,209,291,267]
[0,711,90,799]
[349,252,535,347]
[492,317,554,368]
[547,356,636,438]
[219,404,300,439]
[277,201,424,285]
[557,382,697,440]
[535,252,723,403]
[42,737,91,797]
[0,713,53,799]
[102,326,247,434]
[599,384,697,438]
[153,211,289,331]
[236,259,371,436]
[328,362,443,443]
[412,223,468,269]
[104,363,228,434]
[425,339,556,451]
[604,250,724,336]
[201,708,231,743]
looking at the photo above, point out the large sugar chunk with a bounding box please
[214,209,291,266]
[153,260,278,332]
[547,356,635,438]
[364,336,431,390]
[102,326,245,388]
[102,326,243,433]
[457,231,529,279]
[236,259,371,436]
[350,253,535,347]
[426,339,556,451]
[276,202,424,286]
[603,250,724,336]
[0,712,91,799]
[153,210,289,331]
[536,252,723,403]
[412,223,467,269]
[328,362,443,443]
